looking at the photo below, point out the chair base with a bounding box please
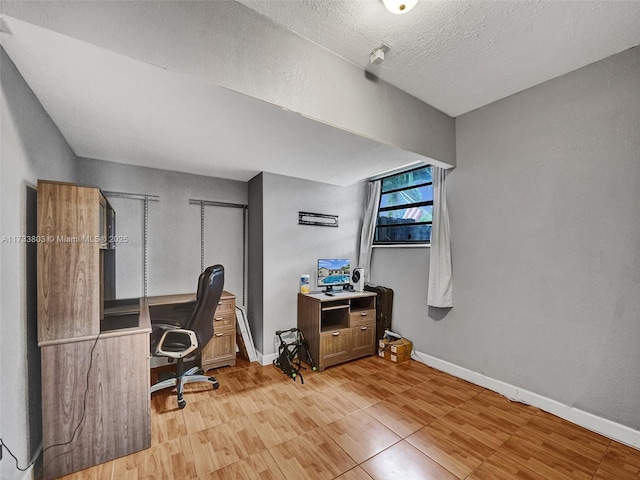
[150,365,220,409]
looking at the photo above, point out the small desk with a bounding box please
[147,292,196,306]
[148,290,237,370]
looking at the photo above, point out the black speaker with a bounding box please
[352,268,364,291]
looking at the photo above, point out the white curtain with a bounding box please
[358,180,381,282]
[427,167,453,307]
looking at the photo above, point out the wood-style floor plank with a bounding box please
[268,428,356,480]
[112,435,197,480]
[333,466,375,480]
[384,359,443,386]
[592,441,640,479]
[364,389,438,438]
[361,440,459,480]
[61,355,640,480]
[333,376,391,409]
[296,389,361,427]
[467,451,550,480]
[321,409,401,463]
[494,435,597,480]
[189,415,266,476]
[202,450,285,480]
[465,390,537,428]
[249,398,320,448]
[181,392,245,434]
[406,420,498,479]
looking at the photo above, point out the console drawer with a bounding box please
[350,309,376,328]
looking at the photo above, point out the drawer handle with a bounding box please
[360,312,368,316]
[214,317,224,320]
[215,332,224,337]
[332,332,340,336]
[360,326,368,331]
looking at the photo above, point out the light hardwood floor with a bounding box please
[60,355,640,479]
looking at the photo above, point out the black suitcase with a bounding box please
[364,283,394,341]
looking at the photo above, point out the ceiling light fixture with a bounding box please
[382,0,418,14]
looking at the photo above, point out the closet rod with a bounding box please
[104,191,159,202]
[189,199,246,209]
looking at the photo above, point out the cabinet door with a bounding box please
[320,329,351,368]
[201,327,235,370]
[351,322,375,357]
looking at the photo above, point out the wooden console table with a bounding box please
[297,291,377,371]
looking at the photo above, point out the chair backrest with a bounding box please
[187,265,225,351]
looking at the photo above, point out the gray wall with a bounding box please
[76,158,247,299]
[371,46,640,430]
[369,246,432,341]
[257,172,366,357]
[0,48,78,479]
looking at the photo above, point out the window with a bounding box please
[374,165,433,244]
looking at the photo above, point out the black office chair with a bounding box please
[149,264,224,409]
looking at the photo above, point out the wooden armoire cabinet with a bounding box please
[37,180,150,480]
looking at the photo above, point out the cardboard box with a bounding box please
[378,337,412,363]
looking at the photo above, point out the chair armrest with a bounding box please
[155,328,199,359]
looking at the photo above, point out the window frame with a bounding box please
[373,165,433,246]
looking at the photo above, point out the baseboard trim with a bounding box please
[257,351,276,367]
[412,350,640,450]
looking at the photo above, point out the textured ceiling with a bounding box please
[237,0,640,116]
[2,1,640,185]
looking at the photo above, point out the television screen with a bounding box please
[317,259,351,291]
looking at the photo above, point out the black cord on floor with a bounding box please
[1,331,101,472]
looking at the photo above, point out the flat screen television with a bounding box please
[317,258,351,292]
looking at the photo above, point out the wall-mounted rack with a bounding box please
[299,211,339,227]
[104,190,160,297]
[189,198,248,306]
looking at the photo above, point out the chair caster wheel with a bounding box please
[210,378,220,389]
[178,400,186,409]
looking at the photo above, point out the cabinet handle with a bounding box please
[332,331,340,336]
[215,332,224,337]
[360,312,368,316]
[360,326,368,330]
[214,317,223,321]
